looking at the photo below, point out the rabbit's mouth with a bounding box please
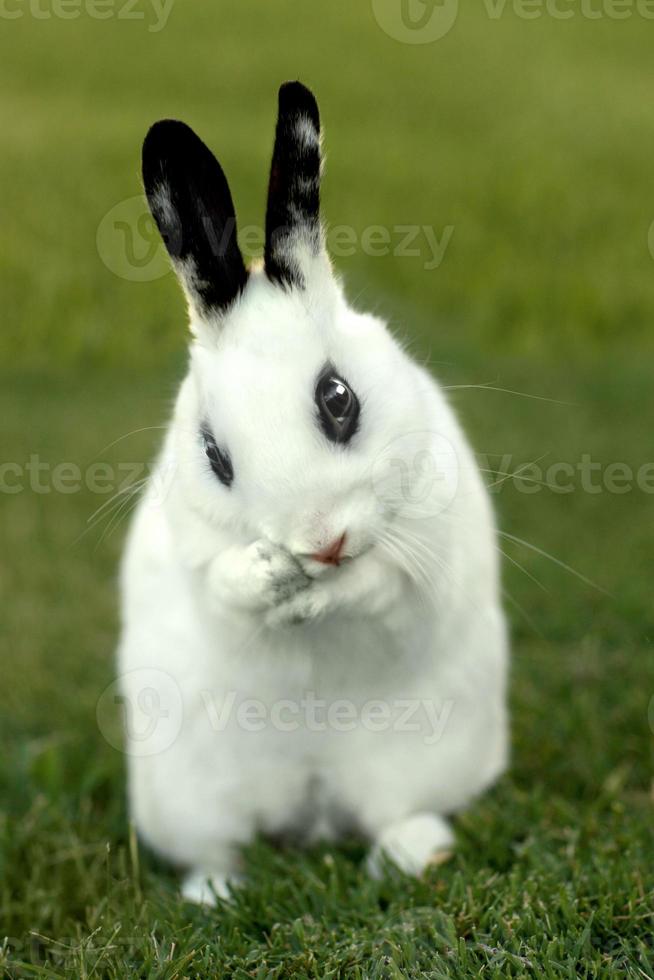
[311,532,348,566]
[298,541,374,578]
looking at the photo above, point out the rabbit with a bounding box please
[117,81,509,904]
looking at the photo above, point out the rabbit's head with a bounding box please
[143,82,447,571]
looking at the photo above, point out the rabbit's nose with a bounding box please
[312,532,347,566]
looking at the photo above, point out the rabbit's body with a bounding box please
[118,83,508,902]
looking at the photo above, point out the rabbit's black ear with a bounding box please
[264,82,324,289]
[142,120,247,317]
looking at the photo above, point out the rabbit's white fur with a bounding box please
[118,87,508,903]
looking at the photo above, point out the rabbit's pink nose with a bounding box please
[312,532,347,566]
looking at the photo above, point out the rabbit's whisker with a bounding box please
[442,382,574,407]
[91,425,168,462]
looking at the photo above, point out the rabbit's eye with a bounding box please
[201,426,233,487]
[315,367,360,445]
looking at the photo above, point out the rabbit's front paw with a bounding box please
[264,582,329,628]
[248,540,311,606]
[208,540,310,612]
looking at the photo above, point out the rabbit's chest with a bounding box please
[217,610,422,696]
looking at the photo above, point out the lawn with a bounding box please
[1,1,653,977]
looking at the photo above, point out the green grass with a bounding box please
[1,2,654,976]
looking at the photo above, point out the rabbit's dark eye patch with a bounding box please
[315,366,360,445]
[201,425,233,487]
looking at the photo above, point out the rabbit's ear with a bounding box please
[142,120,247,317]
[264,81,324,289]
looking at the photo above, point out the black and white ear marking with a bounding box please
[142,120,248,317]
[264,81,324,289]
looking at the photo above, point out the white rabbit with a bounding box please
[118,81,508,904]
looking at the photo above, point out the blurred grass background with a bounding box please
[1,1,653,976]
